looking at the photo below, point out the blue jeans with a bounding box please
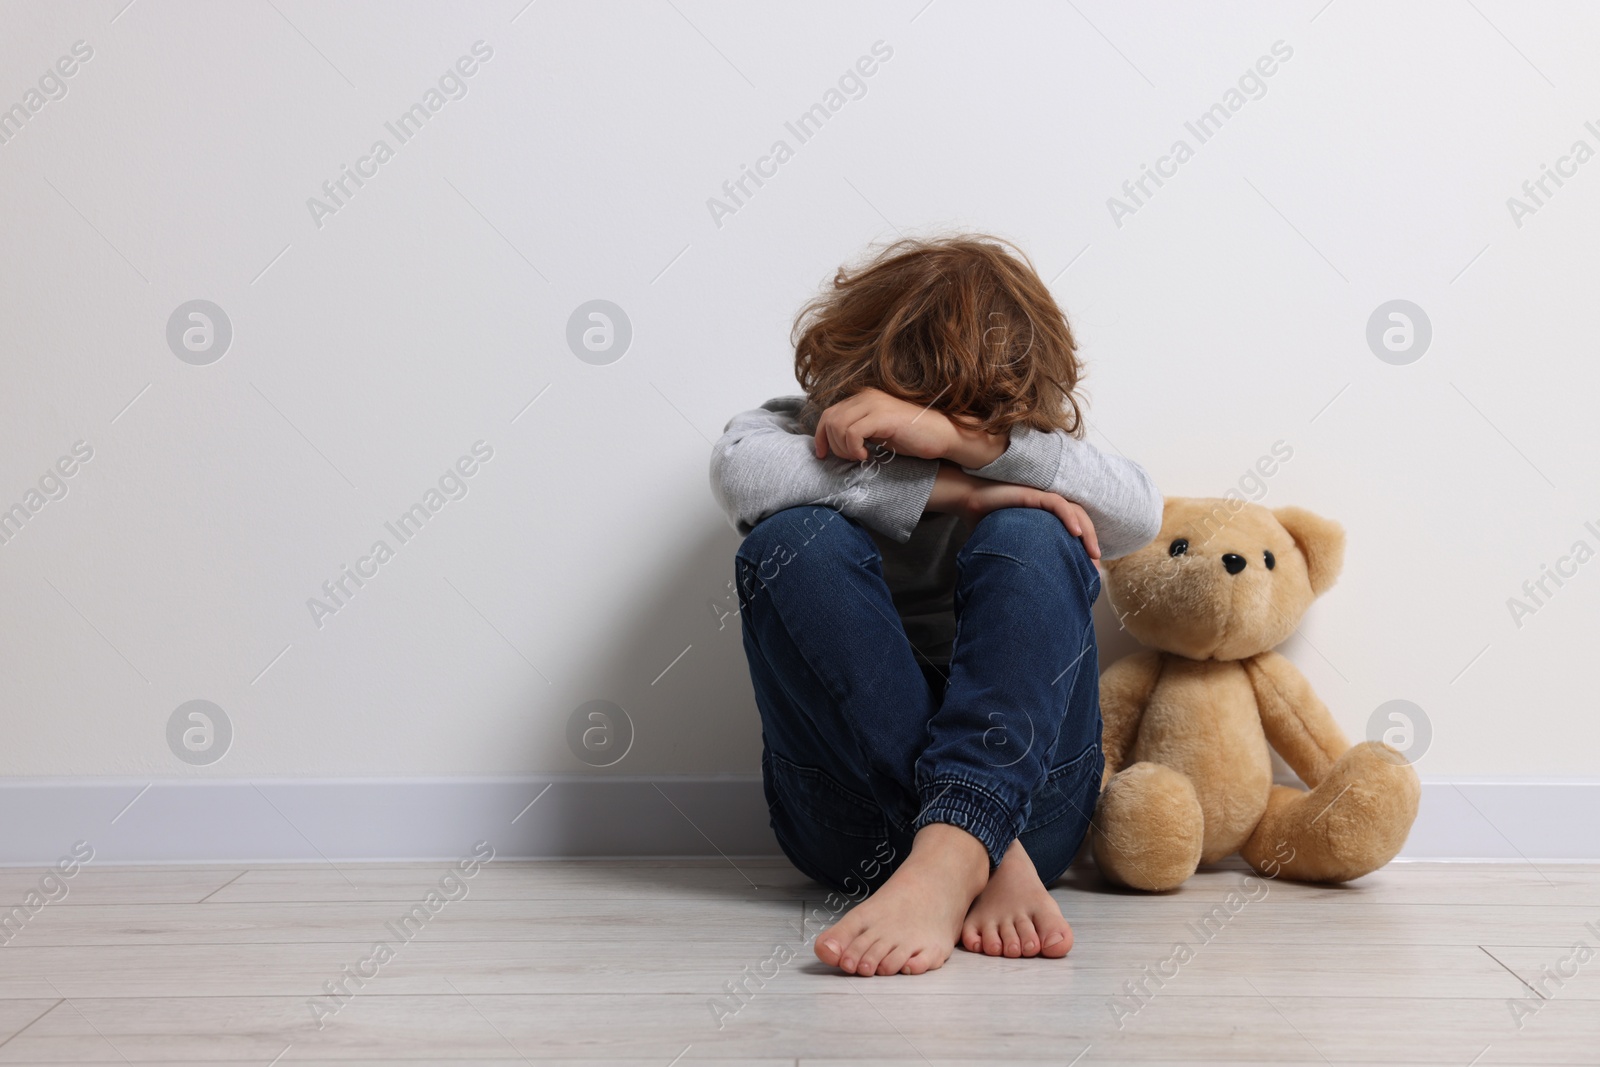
[735,505,1104,896]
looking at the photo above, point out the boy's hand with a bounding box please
[927,465,1101,560]
[813,388,1007,468]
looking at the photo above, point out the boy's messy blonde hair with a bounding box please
[793,234,1085,437]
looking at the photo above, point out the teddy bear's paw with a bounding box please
[1243,742,1421,883]
[1091,762,1204,892]
[1319,741,1422,874]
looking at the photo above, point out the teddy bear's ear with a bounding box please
[1272,506,1345,596]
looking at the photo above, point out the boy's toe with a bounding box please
[854,937,890,976]
[1000,919,1022,958]
[816,914,866,968]
[878,944,914,976]
[1015,917,1040,957]
[980,923,1003,956]
[1038,917,1073,958]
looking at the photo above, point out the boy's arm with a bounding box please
[958,426,1163,558]
[709,397,939,542]
[802,387,1160,558]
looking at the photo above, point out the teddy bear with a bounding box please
[1090,497,1420,891]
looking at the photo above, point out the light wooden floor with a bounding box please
[0,858,1596,1064]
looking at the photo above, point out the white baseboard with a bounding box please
[1403,779,1600,862]
[0,777,776,866]
[0,776,1594,866]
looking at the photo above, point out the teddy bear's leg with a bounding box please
[1240,741,1421,883]
[1091,762,1204,891]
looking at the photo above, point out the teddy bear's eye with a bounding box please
[1264,550,1276,570]
[1168,538,1189,557]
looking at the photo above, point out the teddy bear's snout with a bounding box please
[1222,553,1248,575]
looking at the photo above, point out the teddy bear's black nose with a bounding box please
[1222,553,1247,575]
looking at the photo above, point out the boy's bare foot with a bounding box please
[960,838,1073,958]
[814,824,990,976]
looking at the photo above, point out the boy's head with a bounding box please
[793,235,1084,436]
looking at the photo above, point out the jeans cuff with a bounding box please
[911,778,1017,869]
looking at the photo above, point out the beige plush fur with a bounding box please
[1091,498,1420,891]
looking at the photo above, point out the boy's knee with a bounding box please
[969,507,1071,553]
[742,505,851,555]
[966,508,1098,588]
[737,506,865,588]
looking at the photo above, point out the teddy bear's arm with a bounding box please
[1098,649,1164,786]
[1244,650,1351,789]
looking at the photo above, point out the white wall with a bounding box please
[1,0,1595,793]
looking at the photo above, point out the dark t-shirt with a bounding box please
[868,513,970,667]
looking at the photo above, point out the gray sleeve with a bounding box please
[962,426,1163,558]
[709,396,939,543]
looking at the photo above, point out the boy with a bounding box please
[710,236,1161,976]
